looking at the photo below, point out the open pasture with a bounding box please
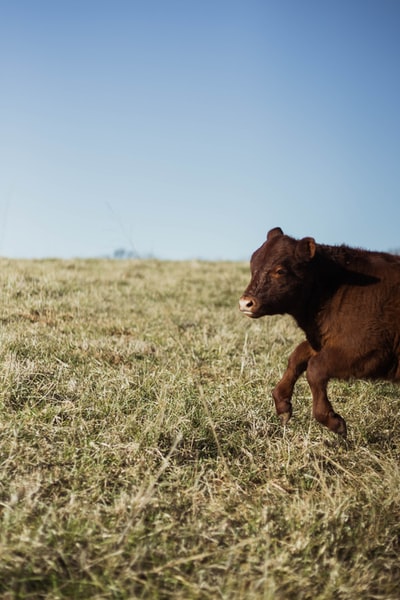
[0,258,398,599]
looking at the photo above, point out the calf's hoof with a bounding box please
[336,417,347,438]
[278,411,292,426]
[326,412,347,438]
[315,410,347,438]
[272,389,293,424]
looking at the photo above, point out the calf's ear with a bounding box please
[266,227,284,241]
[296,237,316,261]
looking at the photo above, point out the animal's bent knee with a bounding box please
[306,359,326,387]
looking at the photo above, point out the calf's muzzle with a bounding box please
[239,295,259,316]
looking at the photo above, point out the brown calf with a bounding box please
[239,227,400,436]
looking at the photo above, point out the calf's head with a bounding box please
[239,227,316,318]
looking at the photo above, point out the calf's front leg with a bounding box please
[272,340,315,425]
[306,353,347,437]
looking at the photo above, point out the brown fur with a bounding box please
[239,227,400,436]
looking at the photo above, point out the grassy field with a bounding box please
[0,258,398,599]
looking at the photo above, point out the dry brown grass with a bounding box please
[0,258,398,599]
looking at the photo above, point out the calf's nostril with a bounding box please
[239,296,256,312]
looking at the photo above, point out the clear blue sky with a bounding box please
[1,1,400,259]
